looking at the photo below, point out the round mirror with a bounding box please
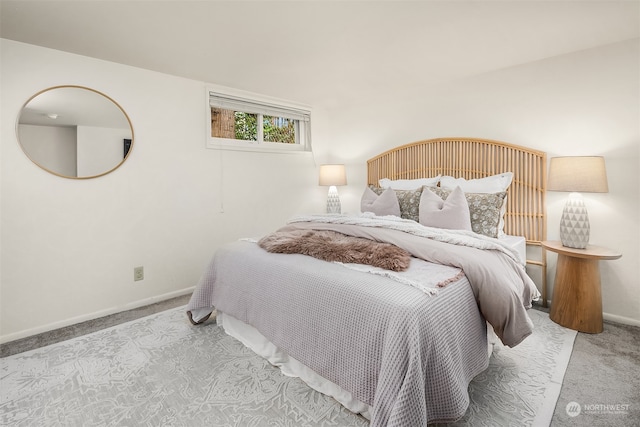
[16,85,134,179]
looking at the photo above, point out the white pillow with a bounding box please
[440,172,513,193]
[419,186,472,231]
[361,187,401,217]
[379,175,441,190]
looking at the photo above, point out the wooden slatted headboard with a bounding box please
[367,137,547,304]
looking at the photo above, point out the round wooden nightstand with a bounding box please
[542,240,621,333]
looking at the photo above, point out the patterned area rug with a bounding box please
[0,307,575,426]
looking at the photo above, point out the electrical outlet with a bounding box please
[134,266,144,281]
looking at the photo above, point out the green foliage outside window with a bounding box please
[263,116,295,144]
[234,112,296,144]
[234,112,257,141]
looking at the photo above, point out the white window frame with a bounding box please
[206,86,312,153]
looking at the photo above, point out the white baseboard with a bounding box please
[537,299,639,329]
[603,312,640,328]
[0,287,194,345]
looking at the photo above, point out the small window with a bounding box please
[207,90,311,152]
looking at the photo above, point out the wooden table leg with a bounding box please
[549,254,603,333]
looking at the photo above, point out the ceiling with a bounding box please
[1,1,638,108]
[18,86,132,128]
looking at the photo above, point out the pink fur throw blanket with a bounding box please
[258,229,411,271]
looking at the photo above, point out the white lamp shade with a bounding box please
[319,164,347,186]
[319,164,346,214]
[547,156,608,193]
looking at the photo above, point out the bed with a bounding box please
[187,137,547,426]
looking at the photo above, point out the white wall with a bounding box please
[17,124,77,176]
[77,125,130,177]
[1,40,321,342]
[2,37,638,343]
[319,39,640,325]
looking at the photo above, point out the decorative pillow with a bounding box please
[372,186,422,222]
[361,187,401,217]
[379,175,441,190]
[419,186,472,231]
[440,172,512,236]
[426,187,507,238]
[440,172,513,193]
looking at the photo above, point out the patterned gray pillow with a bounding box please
[426,187,507,238]
[371,186,423,222]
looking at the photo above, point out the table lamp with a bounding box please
[319,164,347,214]
[547,156,608,249]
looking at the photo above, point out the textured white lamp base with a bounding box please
[326,186,342,214]
[559,193,590,249]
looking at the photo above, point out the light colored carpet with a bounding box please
[438,309,576,427]
[0,307,575,426]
